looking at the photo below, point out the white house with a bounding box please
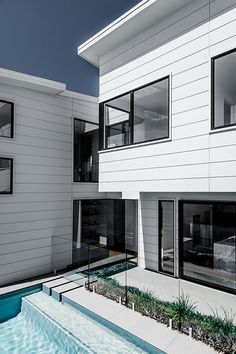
[78,0,236,311]
[0,0,235,318]
[0,68,103,285]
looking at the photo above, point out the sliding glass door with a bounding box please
[158,200,174,275]
[179,201,236,292]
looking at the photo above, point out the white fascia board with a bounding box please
[78,0,194,67]
[60,90,98,103]
[0,68,66,95]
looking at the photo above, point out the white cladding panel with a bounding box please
[99,0,236,194]
[0,83,98,286]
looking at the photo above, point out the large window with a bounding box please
[100,77,169,149]
[73,199,138,267]
[0,158,13,194]
[180,201,236,293]
[74,119,99,182]
[0,100,14,138]
[212,49,236,129]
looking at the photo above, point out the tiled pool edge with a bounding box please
[62,295,165,354]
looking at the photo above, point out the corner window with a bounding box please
[100,76,169,149]
[74,119,99,182]
[0,158,13,194]
[212,49,236,129]
[179,201,236,293]
[0,100,14,138]
[105,94,130,148]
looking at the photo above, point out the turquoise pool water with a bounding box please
[0,291,164,354]
[0,284,41,323]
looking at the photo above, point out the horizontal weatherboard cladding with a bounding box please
[98,0,236,194]
[0,79,98,286]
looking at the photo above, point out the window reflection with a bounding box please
[0,158,13,194]
[181,201,236,291]
[105,94,131,148]
[73,199,138,267]
[74,119,99,182]
[0,100,14,138]
[213,50,236,129]
[134,78,169,143]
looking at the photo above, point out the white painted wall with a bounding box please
[98,0,236,195]
[0,81,98,286]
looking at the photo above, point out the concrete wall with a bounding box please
[98,0,236,195]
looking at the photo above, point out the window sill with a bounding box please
[98,137,171,154]
[73,181,98,184]
[210,124,236,135]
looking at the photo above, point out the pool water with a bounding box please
[83,261,137,278]
[0,284,41,323]
[0,291,163,354]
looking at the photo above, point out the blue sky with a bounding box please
[0,0,141,96]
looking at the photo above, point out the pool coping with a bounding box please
[61,287,217,354]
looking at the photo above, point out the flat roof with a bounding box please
[78,0,194,67]
[0,68,66,95]
[0,67,97,100]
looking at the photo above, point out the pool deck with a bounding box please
[111,267,236,321]
[62,286,216,354]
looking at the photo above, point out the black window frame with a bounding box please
[0,99,14,139]
[73,117,99,183]
[158,200,175,277]
[179,200,236,295]
[0,157,13,195]
[211,47,236,131]
[105,104,131,149]
[99,75,170,150]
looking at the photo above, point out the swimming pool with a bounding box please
[0,290,164,353]
[0,284,41,323]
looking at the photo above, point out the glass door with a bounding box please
[158,200,174,275]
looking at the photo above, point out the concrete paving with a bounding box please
[112,267,236,321]
[62,287,216,354]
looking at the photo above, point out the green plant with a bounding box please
[93,277,236,353]
[210,306,236,337]
[165,291,197,330]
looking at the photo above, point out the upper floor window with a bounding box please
[74,118,99,182]
[0,158,13,194]
[212,49,236,130]
[0,100,14,138]
[105,94,131,149]
[100,76,169,150]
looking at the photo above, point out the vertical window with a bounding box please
[100,76,169,149]
[180,201,236,292]
[0,158,13,194]
[212,49,236,129]
[74,119,99,182]
[104,94,131,148]
[159,200,174,275]
[0,100,14,138]
[134,77,169,143]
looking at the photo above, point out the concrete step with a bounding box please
[51,282,82,302]
[42,277,71,295]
